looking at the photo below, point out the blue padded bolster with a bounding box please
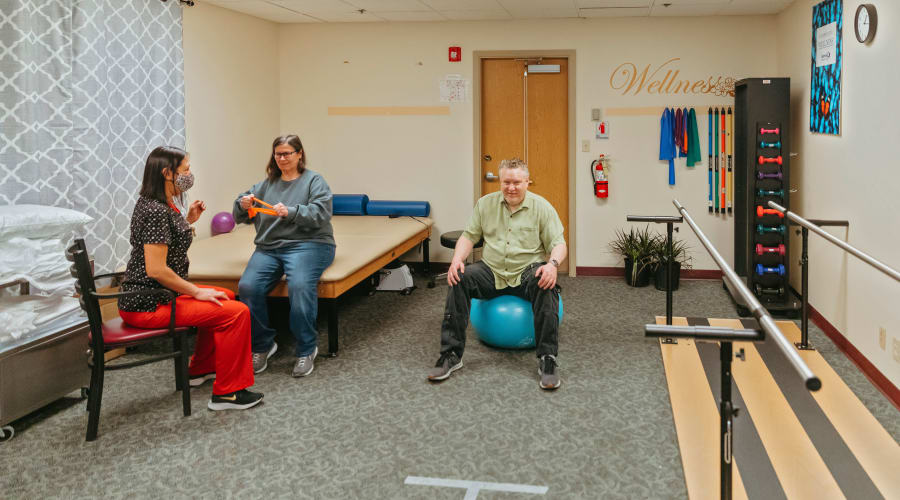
[332,194,369,215]
[366,200,430,217]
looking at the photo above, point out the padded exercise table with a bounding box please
[186,215,433,355]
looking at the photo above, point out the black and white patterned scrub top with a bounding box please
[118,196,193,312]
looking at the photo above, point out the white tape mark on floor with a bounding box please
[404,476,548,498]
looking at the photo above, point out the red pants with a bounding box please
[119,286,254,395]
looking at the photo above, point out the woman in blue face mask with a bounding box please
[117,146,264,411]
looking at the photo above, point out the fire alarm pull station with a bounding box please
[449,47,461,62]
[596,121,609,139]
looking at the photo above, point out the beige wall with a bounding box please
[183,2,280,238]
[776,1,900,387]
[276,17,778,269]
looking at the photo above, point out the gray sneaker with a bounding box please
[427,351,463,381]
[292,347,318,377]
[538,355,561,390]
[252,342,277,374]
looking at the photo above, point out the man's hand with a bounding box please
[447,258,466,286]
[186,200,206,224]
[535,263,558,290]
[239,195,255,210]
[194,287,229,306]
[273,202,289,217]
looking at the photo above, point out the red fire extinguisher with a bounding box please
[592,155,608,198]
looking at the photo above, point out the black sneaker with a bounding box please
[189,372,215,387]
[207,389,264,411]
[538,355,561,390]
[427,351,463,381]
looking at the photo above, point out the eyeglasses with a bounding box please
[273,151,298,160]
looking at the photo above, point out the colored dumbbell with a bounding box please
[756,224,786,235]
[757,205,785,218]
[757,171,783,180]
[756,243,786,256]
[760,127,780,135]
[758,155,783,165]
[756,188,784,198]
[756,263,786,276]
[755,284,785,296]
[760,140,781,149]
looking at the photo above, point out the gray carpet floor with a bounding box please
[1,276,897,499]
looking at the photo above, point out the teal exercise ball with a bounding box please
[471,295,564,349]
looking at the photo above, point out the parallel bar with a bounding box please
[626,215,684,223]
[673,199,820,391]
[646,324,764,342]
[768,201,899,282]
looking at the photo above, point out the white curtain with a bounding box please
[0,0,186,272]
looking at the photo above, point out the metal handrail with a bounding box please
[673,199,821,391]
[768,201,900,282]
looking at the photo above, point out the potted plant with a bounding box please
[609,226,656,287]
[651,236,692,291]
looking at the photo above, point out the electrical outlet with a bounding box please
[893,337,900,363]
[879,327,887,350]
[582,140,590,152]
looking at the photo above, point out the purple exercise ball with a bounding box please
[210,211,235,235]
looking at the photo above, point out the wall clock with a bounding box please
[854,4,877,44]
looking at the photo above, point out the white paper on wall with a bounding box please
[816,22,837,67]
[440,74,470,103]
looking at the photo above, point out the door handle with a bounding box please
[485,172,498,181]
[483,154,492,161]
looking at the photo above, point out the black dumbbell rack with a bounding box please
[730,78,801,316]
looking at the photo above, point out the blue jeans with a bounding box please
[238,242,335,357]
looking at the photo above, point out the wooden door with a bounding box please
[481,58,569,271]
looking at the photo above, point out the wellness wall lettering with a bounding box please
[610,58,735,97]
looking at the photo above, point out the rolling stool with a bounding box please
[427,230,484,288]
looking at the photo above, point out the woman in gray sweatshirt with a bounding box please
[233,135,335,378]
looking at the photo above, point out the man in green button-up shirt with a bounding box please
[427,158,567,390]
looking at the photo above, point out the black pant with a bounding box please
[440,261,560,358]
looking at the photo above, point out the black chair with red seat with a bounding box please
[66,238,196,441]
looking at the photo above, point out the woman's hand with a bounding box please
[193,287,229,306]
[186,200,206,224]
[239,194,255,210]
[273,202,289,217]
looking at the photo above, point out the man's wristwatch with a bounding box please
[550,258,560,268]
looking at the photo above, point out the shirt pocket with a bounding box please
[518,226,541,250]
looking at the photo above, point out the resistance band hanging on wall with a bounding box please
[659,106,702,187]
[708,108,713,212]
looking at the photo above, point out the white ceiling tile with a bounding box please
[579,6,649,17]
[202,0,321,22]
[308,10,384,21]
[497,0,577,11]
[438,9,514,20]
[576,0,650,7]
[650,4,723,16]
[421,0,504,10]
[201,0,792,22]
[342,0,431,11]
[374,10,448,21]
[652,0,731,5]
[269,0,356,11]
[717,1,787,16]
[508,8,580,19]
